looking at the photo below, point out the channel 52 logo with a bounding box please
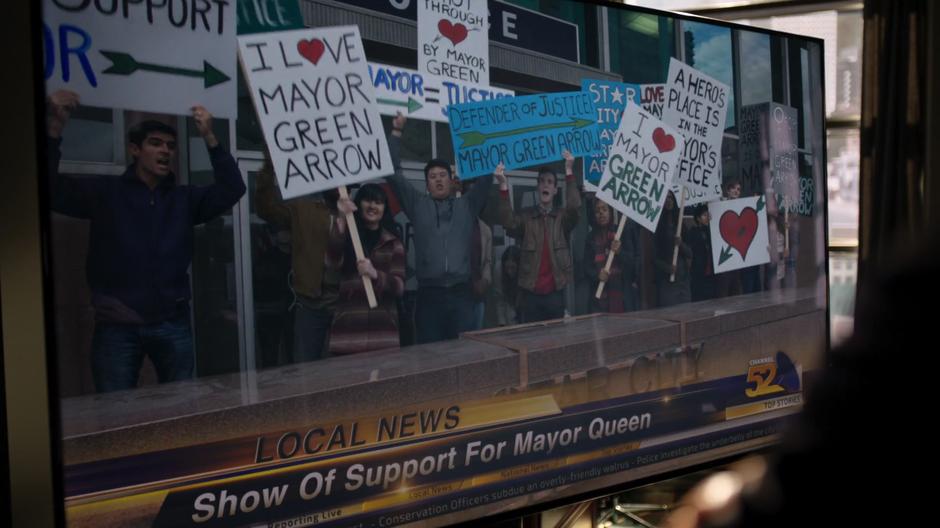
[745,351,801,398]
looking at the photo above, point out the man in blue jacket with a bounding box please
[46,90,246,392]
[385,113,492,344]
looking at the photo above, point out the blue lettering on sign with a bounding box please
[369,64,425,96]
[441,81,512,118]
[581,79,641,186]
[43,23,97,87]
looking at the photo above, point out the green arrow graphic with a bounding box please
[459,118,595,148]
[757,195,766,212]
[377,97,423,114]
[719,245,734,266]
[100,51,230,88]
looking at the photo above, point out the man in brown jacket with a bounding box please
[256,161,339,363]
[493,150,581,323]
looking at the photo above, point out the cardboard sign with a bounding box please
[448,91,602,179]
[418,0,489,85]
[739,103,811,216]
[708,196,771,274]
[238,26,392,199]
[662,59,730,205]
[640,83,666,118]
[581,79,641,190]
[43,0,237,118]
[596,101,682,233]
[369,62,513,123]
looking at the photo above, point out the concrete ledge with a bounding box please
[60,289,825,465]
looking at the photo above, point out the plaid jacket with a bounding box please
[326,223,405,355]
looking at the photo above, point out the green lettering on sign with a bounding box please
[237,0,304,35]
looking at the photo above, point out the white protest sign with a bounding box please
[238,26,392,200]
[596,101,682,234]
[708,196,771,274]
[43,0,236,118]
[368,62,513,123]
[662,58,730,205]
[418,0,489,85]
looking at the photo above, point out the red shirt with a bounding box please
[534,216,556,294]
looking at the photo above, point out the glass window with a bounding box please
[609,10,675,83]
[738,30,773,106]
[60,106,117,163]
[827,127,860,246]
[682,20,736,129]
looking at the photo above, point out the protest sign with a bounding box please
[237,26,392,200]
[596,101,682,233]
[43,0,237,118]
[581,79,641,190]
[640,83,666,118]
[448,91,603,179]
[662,58,730,205]
[708,196,771,274]
[369,62,513,123]
[418,0,489,85]
[739,102,810,216]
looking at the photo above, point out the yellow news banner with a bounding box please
[65,395,562,525]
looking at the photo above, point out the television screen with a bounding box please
[42,0,828,526]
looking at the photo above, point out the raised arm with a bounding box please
[561,150,582,232]
[493,162,525,239]
[384,113,420,219]
[189,106,247,224]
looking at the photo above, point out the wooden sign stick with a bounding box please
[669,190,687,283]
[338,185,378,309]
[784,207,790,252]
[595,214,628,299]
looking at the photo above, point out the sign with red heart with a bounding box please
[719,208,758,260]
[296,38,325,65]
[437,20,469,46]
[708,196,771,273]
[596,101,683,234]
[652,127,676,153]
[237,26,391,200]
[418,0,489,85]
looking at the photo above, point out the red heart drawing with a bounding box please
[719,207,759,260]
[438,19,469,46]
[652,127,676,153]
[297,39,325,65]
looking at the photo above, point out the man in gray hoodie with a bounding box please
[386,114,493,344]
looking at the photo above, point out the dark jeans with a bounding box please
[292,304,333,363]
[519,290,566,323]
[91,314,194,393]
[415,284,477,344]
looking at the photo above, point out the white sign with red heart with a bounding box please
[708,196,771,273]
[237,26,392,200]
[596,101,683,233]
[418,0,489,85]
